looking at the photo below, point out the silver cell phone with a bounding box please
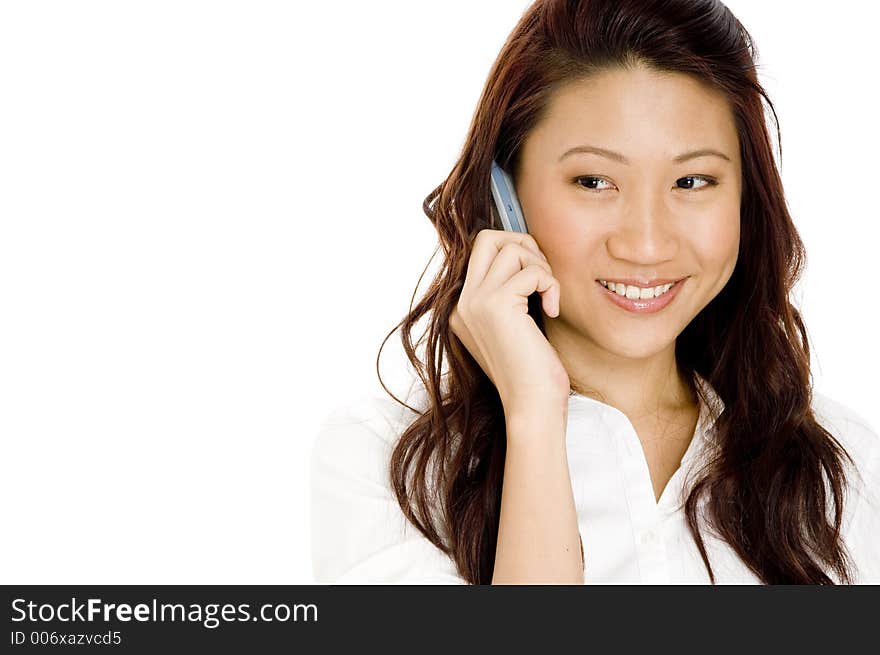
[490,159,529,234]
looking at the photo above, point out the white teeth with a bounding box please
[599,280,675,299]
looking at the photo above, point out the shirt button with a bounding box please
[640,530,658,546]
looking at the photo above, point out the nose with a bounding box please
[605,192,679,264]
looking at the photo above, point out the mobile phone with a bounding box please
[490,159,529,234]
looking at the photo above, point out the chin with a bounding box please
[599,335,676,361]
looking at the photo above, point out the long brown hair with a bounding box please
[375,0,859,584]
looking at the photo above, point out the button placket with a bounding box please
[613,421,669,583]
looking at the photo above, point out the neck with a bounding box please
[545,318,695,422]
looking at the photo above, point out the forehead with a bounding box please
[527,66,740,162]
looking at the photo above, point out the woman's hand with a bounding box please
[448,228,571,416]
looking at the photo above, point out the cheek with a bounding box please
[692,208,740,278]
[528,202,590,262]
[537,224,605,279]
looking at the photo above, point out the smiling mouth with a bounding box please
[594,276,689,313]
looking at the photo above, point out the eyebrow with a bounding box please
[558,145,731,165]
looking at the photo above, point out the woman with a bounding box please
[311,0,879,584]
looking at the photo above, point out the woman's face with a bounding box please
[516,65,742,361]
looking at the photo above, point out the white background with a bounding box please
[0,1,876,584]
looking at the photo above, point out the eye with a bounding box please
[675,175,718,190]
[573,176,616,192]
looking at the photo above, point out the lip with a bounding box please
[596,277,688,314]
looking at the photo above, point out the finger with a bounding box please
[545,283,560,317]
[481,242,551,292]
[541,280,560,318]
[464,229,548,289]
[502,264,561,316]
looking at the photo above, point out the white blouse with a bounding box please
[310,374,880,584]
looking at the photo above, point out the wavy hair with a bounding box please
[375,0,858,584]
